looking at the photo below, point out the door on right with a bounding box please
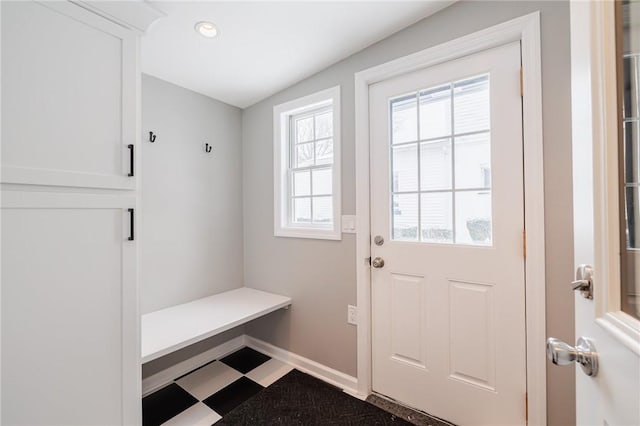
[370,41,526,426]
[560,1,640,425]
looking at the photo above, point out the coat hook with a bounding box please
[205,143,212,153]
[149,131,156,143]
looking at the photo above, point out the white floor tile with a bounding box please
[176,361,243,400]
[245,358,293,387]
[161,403,221,426]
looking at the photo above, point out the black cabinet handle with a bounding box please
[128,144,134,177]
[128,208,135,241]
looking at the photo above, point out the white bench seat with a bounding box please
[141,287,292,363]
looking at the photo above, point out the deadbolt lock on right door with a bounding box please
[572,264,594,299]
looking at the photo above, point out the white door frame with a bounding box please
[354,12,547,425]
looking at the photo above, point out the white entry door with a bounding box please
[559,1,640,425]
[370,42,526,426]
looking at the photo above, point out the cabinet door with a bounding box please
[1,1,137,190]
[1,191,139,425]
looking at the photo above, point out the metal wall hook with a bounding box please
[205,143,212,153]
[149,131,156,143]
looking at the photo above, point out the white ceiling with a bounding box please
[141,1,453,108]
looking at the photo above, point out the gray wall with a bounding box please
[242,2,575,425]
[140,75,246,376]
[141,74,244,313]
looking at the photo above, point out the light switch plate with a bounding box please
[342,215,356,234]
[347,305,357,325]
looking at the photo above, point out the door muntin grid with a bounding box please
[389,74,492,246]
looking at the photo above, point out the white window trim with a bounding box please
[273,86,341,240]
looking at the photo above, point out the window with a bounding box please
[274,86,341,240]
[389,74,492,245]
[618,0,640,320]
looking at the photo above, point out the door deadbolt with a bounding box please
[572,264,593,299]
[374,235,384,246]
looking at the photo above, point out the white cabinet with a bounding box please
[1,1,138,190]
[1,0,160,424]
[1,192,139,425]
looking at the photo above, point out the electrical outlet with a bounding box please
[347,305,357,325]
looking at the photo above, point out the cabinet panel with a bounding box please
[1,192,139,425]
[1,1,137,189]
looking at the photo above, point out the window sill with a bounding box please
[274,227,342,241]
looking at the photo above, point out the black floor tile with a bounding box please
[202,377,264,416]
[220,347,271,373]
[142,383,198,426]
[216,370,413,426]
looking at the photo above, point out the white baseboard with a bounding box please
[142,335,246,396]
[244,335,360,397]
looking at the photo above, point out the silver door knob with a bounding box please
[371,257,385,268]
[546,337,598,377]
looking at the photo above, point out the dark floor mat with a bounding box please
[216,369,411,425]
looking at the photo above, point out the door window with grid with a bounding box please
[619,0,640,320]
[390,75,492,245]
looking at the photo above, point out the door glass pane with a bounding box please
[455,190,492,246]
[390,74,493,246]
[419,84,451,140]
[392,194,419,241]
[420,139,452,190]
[623,56,639,119]
[454,75,490,134]
[455,133,491,189]
[624,186,640,248]
[624,121,639,184]
[312,168,332,195]
[312,196,332,224]
[421,192,453,243]
[619,0,640,320]
[392,144,418,192]
[392,95,418,144]
[293,170,310,196]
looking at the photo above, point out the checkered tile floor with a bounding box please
[142,347,294,426]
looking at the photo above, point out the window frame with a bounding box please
[273,86,341,240]
[589,0,640,350]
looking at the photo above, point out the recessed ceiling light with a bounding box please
[195,21,218,39]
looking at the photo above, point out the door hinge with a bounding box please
[523,230,527,259]
[525,391,529,423]
[520,66,524,97]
